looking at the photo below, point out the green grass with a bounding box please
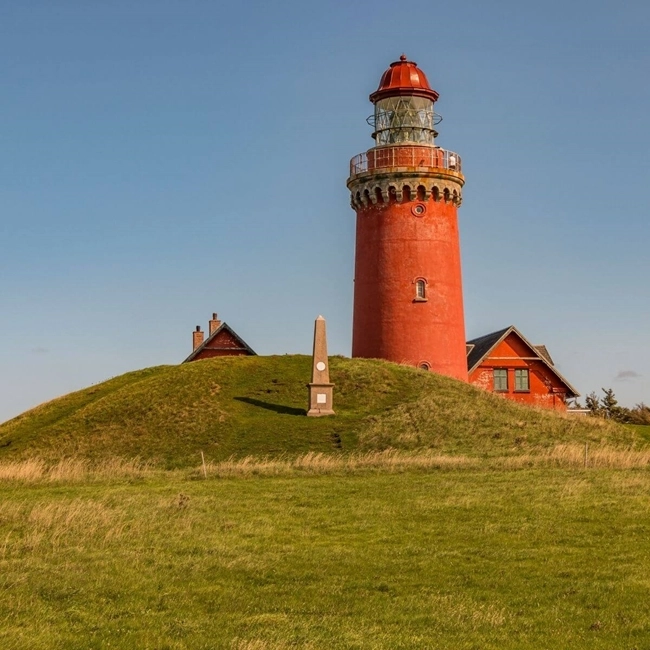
[2,468,650,649]
[0,356,641,467]
[625,424,650,443]
[2,358,649,647]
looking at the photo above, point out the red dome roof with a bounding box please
[370,55,439,104]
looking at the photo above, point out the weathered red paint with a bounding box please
[469,332,569,411]
[191,328,252,361]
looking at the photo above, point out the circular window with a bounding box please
[411,203,427,217]
[418,362,431,371]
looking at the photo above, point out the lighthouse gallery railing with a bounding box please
[350,146,462,177]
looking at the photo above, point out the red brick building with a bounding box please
[467,326,578,411]
[183,313,256,363]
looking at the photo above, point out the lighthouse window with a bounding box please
[415,279,427,300]
[372,96,437,145]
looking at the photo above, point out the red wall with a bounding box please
[192,329,252,361]
[352,194,467,381]
[468,334,568,411]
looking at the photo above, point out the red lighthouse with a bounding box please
[348,55,468,381]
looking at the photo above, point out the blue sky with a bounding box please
[1,0,649,423]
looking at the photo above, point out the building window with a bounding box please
[414,279,427,301]
[493,368,508,392]
[419,361,431,371]
[514,368,530,392]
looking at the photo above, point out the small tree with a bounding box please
[585,391,601,416]
[630,403,650,425]
[601,388,631,423]
[601,388,618,419]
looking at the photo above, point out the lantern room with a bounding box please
[366,54,442,146]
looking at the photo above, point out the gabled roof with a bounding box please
[534,345,554,366]
[466,325,579,397]
[466,326,511,373]
[183,322,257,363]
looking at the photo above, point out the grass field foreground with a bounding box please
[1,466,650,649]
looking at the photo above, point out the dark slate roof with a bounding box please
[466,326,511,373]
[182,322,257,363]
[466,325,579,397]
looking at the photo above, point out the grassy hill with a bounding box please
[2,356,650,649]
[0,356,641,467]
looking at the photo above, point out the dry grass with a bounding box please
[230,640,317,650]
[1,445,649,484]
[204,450,476,477]
[206,446,650,476]
[506,443,650,469]
[0,456,154,483]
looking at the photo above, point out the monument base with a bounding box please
[307,382,335,417]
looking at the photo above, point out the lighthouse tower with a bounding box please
[347,55,468,381]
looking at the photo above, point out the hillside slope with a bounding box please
[0,356,640,467]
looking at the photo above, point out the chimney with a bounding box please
[209,313,222,335]
[193,325,204,351]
